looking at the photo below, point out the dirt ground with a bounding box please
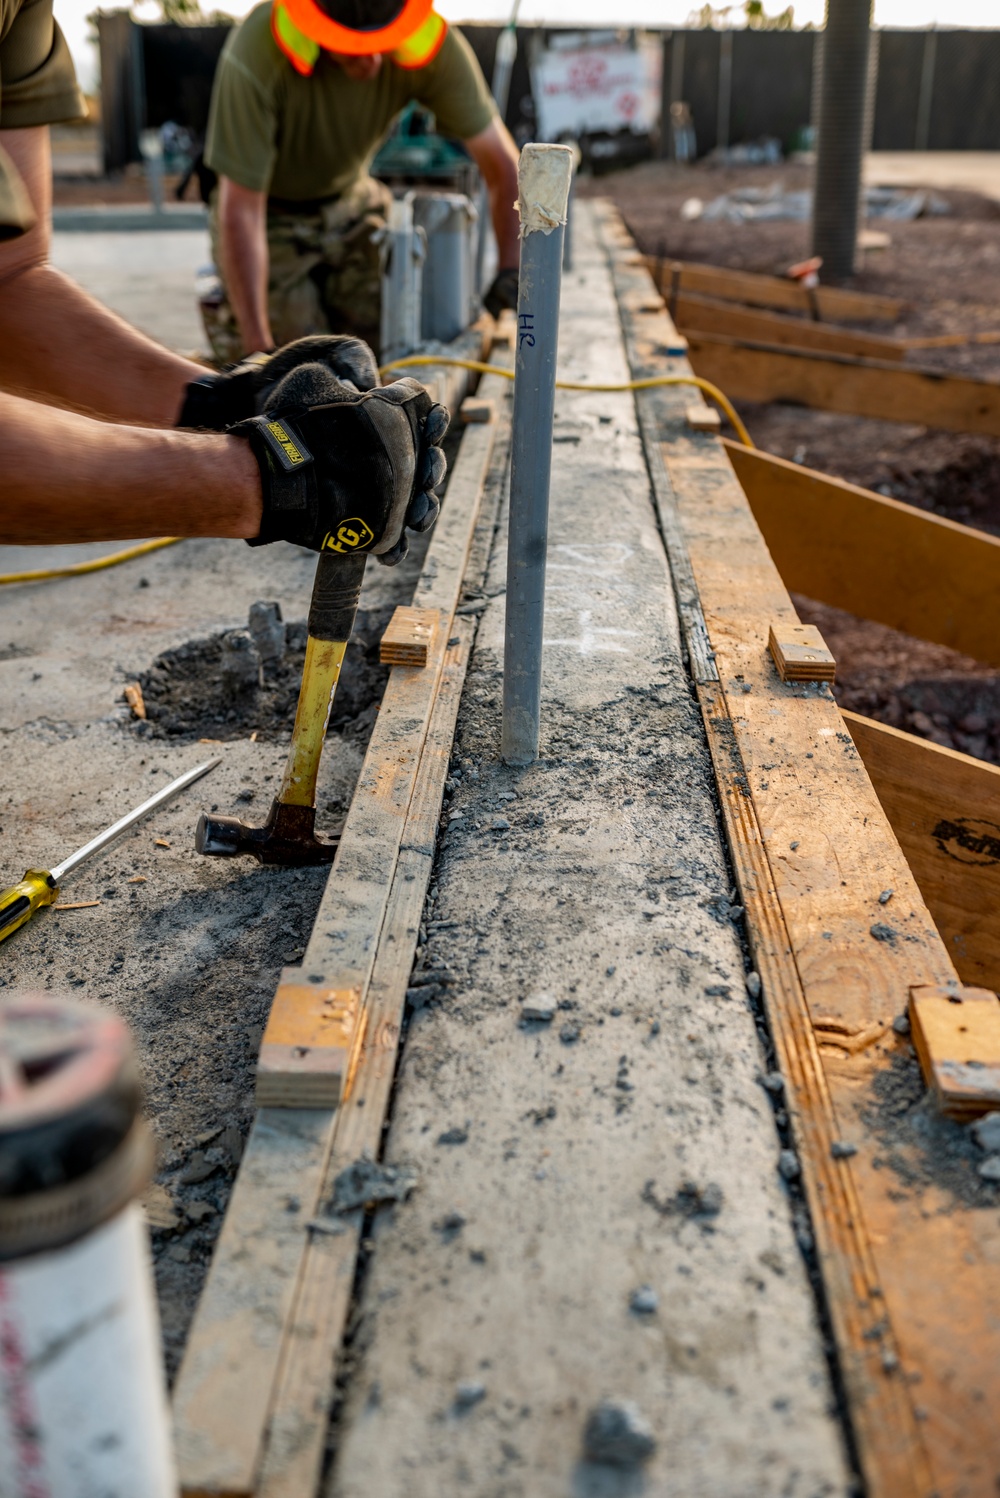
[587,157,1000,765]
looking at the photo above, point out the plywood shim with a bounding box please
[379,605,439,668]
[685,402,721,433]
[768,622,836,682]
[256,976,363,1108]
[910,984,1000,1119]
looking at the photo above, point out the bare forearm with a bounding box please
[0,126,203,426]
[0,262,203,426]
[489,171,520,268]
[0,390,261,543]
[218,184,273,355]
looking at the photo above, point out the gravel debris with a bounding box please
[970,1113,1000,1153]
[629,1285,659,1315]
[521,993,556,1023]
[830,1141,858,1160]
[582,1399,657,1467]
[778,1149,801,1181]
[329,1158,417,1214]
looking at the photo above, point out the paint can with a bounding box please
[0,993,176,1497]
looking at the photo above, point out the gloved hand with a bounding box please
[176,336,381,431]
[483,267,519,319]
[231,362,448,566]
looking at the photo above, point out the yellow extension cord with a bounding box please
[379,356,756,451]
[0,359,750,588]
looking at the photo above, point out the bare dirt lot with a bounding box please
[586,156,1000,764]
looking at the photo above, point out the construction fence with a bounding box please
[96,13,1000,175]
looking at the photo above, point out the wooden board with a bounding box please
[768,621,836,682]
[726,441,1000,668]
[600,198,1000,1498]
[378,605,439,668]
[647,255,905,323]
[671,289,908,361]
[687,331,1000,437]
[910,984,1000,1119]
[172,386,503,1498]
[844,710,1000,994]
[253,366,513,1498]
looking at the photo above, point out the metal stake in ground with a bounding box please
[811,0,876,279]
[501,143,574,766]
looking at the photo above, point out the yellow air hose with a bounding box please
[0,357,750,587]
[379,356,756,450]
[0,535,182,587]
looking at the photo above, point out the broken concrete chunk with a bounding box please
[778,1149,801,1181]
[248,600,285,663]
[971,1113,1000,1153]
[582,1399,656,1467]
[220,629,262,696]
[629,1285,659,1315]
[521,993,556,1023]
[642,1179,723,1220]
[977,1154,1000,1183]
[454,1380,487,1411]
[143,1182,181,1232]
[830,1141,858,1160]
[330,1158,417,1214]
[178,1149,218,1185]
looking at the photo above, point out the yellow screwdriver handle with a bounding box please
[0,869,58,944]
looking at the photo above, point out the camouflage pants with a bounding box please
[203,176,393,366]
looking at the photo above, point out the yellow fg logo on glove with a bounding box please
[323,518,376,553]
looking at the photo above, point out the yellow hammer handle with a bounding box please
[0,869,58,945]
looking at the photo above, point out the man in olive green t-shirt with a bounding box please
[203,0,520,361]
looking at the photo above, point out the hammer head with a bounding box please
[195,797,339,866]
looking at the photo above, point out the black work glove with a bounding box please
[483,267,519,319]
[231,362,448,566]
[176,336,381,430]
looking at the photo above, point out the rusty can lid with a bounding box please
[0,994,152,1259]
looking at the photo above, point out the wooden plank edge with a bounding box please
[596,199,936,1497]
[254,370,512,1498]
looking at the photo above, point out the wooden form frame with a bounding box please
[645,255,905,323]
[844,710,1000,995]
[669,288,908,362]
[172,364,510,1497]
[686,330,1000,437]
[726,441,1000,668]
[601,201,1000,1498]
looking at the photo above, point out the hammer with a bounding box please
[195,547,366,865]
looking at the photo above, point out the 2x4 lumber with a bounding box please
[843,710,1000,994]
[725,441,1000,669]
[601,199,1000,1498]
[254,374,511,1498]
[671,288,908,361]
[172,398,501,1498]
[646,255,905,323]
[687,331,1000,438]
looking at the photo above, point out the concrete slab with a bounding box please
[49,227,210,354]
[327,207,849,1497]
[865,150,1000,202]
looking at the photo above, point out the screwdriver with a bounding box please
[0,758,220,945]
